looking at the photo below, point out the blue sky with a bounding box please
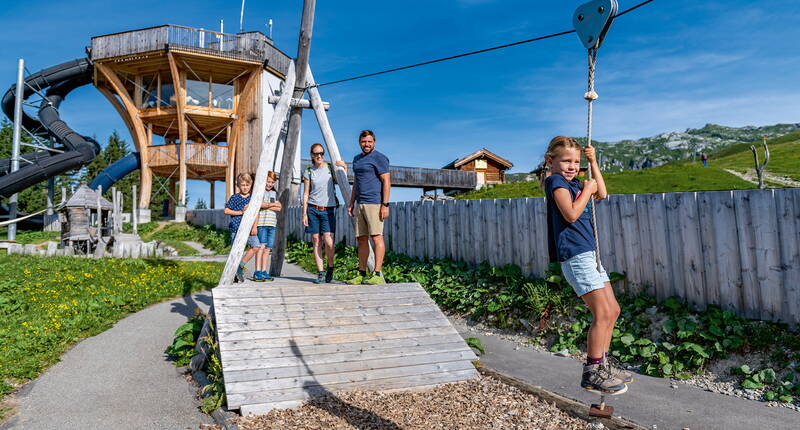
[1,0,798,205]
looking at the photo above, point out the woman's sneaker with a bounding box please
[313,271,325,284]
[604,356,634,384]
[581,363,628,394]
[325,267,335,283]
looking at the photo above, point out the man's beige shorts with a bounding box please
[355,203,384,237]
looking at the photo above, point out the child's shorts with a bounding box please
[560,251,610,297]
[247,235,261,248]
[257,226,276,249]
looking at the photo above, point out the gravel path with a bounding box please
[724,168,800,187]
[229,377,591,430]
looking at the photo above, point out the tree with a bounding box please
[195,198,208,209]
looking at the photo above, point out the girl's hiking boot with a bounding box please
[603,356,634,384]
[313,271,325,284]
[581,363,628,394]
[325,267,335,283]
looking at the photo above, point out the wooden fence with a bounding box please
[188,188,800,325]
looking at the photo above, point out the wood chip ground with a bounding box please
[220,376,590,429]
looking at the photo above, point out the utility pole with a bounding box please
[8,59,24,241]
[271,0,316,276]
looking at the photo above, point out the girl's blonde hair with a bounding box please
[236,172,253,184]
[544,136,582,162]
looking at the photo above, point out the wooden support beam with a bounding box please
[272,0,316,277]
[219,61,297,286]
[168,52,188,207]
[267,96,329,110]
[93,63,152,209]
[306,66,375,271]
[209,180,216,209]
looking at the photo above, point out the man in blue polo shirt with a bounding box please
[346,129,391,285]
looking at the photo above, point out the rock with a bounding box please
[588,421,605,429]
[554,349,570,357]
[645,306,659,315]
[671,383,678,389]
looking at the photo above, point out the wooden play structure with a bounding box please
[89,25,293,220]
[59,184,112,253]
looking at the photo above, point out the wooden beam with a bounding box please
[168,52,188,207]
[267,95,329,110]
[94,63,152,209]
[272,0,317,277]
[219,60,297,286]
[306,65,374,271]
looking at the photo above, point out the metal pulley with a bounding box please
[573,0,618,50]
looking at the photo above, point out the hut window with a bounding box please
[141,75,158,109]
[211,83,234,109]
[475,159,487,169]
[186,80,210,107]
[160,83,176,106]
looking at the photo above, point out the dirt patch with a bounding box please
[231,377,592,430]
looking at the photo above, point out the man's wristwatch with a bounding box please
[381,202,390,207]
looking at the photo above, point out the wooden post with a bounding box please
[271,0,316,277]
[132,184,138,236]
[111,186,118,235]
[306,65,375,271]
[219,61,297,286]
[168,53,188,207]
[209,180,216,209]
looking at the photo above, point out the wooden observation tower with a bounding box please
[89,25,293,220]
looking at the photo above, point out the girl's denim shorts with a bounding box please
[560,251,610,296]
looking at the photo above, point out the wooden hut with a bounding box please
[60,185,113,253]
[442,148,513,187]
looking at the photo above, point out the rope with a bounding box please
[584,48,602,269]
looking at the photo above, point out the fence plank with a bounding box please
[533,197,549,276]
[617,194,643,295]
[697,191,728,311]
[633,194,656,296]
[733,190,761,319]
[749,190,782,321]
[777,189,800,326]
[463,199,476,265]
[661,193,686,302]
[424,202,435,259]
[677,192,707,310]
[446,200,458,261]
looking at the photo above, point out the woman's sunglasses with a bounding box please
[312,152,325,156]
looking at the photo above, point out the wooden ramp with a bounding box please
[213,279,480,415]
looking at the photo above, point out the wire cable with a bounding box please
[313,0,655,88]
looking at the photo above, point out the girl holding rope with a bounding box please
[543,136,632,394]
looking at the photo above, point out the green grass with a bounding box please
[136,222,230,255]
[603,164,755,194]
[0,230,59,245]
[457,163,755,199]
[0,255,222,415]
[456,181,545,200]
[713,139,800,182]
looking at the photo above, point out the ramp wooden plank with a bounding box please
[226,360,477,395]
[224,350,477,383]
[224,342,473,371]
[219,325,460,351]
[217,310,445,332]
[221,334,470,361]
[233,369,479,412]
[215,303,442,324]
[214,280,478,413]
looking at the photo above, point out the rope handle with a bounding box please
[585,48,602,270]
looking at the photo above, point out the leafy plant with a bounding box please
[465,338,485,355]
[165,313,205,366]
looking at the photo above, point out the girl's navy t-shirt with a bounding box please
[544,174,596,262]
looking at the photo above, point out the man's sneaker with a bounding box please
[347,274,364,285]
[263,272,274,282]
[325,267,335,283]
[581,363,628,394]
[313,271,325,284]
[603,355,634,384]
[365,273,385,285]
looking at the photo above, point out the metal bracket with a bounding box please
[573,0,618,50]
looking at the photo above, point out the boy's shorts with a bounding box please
[247,235,261,248]
[355,203,384,237]
[560,251,609,297]
[306,207,336,235]
[230,231,262,248]
[257,226,276,249]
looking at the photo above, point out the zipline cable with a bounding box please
[312,0,655,88]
